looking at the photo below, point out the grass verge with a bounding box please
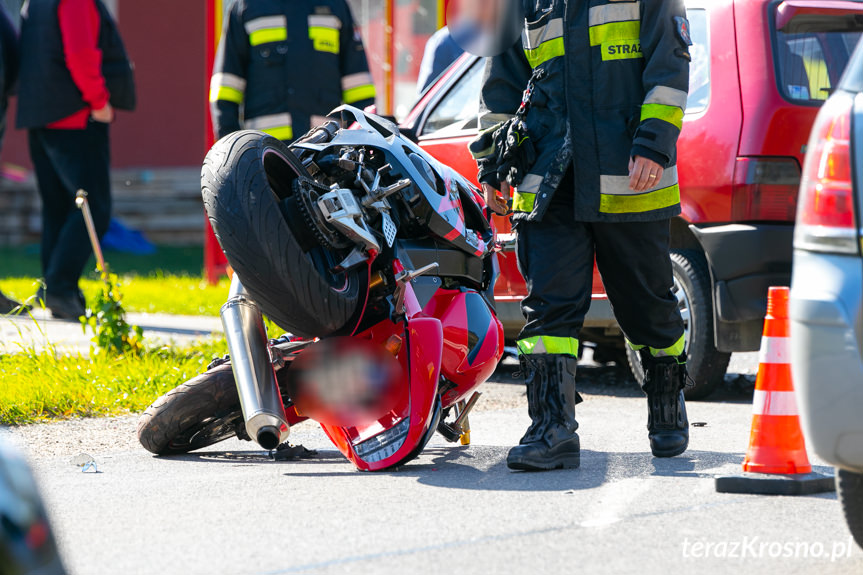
[0,338,226,425]
[0,276,231,317]
[0,244,230,317]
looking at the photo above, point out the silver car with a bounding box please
[791,40,863,549]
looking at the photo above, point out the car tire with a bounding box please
[201,130,363,338]
[626,249,731,400]
[837,468,863,550]
[137,363,243,455]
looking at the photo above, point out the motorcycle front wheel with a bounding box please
[137,363,243,455]
[201,130,364,338]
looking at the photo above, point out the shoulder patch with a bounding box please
[674,16,693,46]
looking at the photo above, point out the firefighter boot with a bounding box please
[507,354,582,471]
[640,350,689,457]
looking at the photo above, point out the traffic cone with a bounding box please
[715,287,834,495]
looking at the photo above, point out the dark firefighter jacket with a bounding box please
[478,0,691,222]
[210,0,376,142]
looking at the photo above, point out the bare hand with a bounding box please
[482,181,511,215]
[91,103,114,123]
[628,156,664,192]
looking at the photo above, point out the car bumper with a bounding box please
[692,223,794,352]
[790,249,863,472]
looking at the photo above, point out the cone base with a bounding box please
[715,472,835,495]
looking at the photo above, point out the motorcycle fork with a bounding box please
[220,274,290,450]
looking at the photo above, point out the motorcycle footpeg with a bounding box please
[437,421,463,443]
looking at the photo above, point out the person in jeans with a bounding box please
[16,0,133,319]
[0,2,24,315]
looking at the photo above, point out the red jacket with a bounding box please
[49,0,109,129]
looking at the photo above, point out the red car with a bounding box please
[399,0,863,398]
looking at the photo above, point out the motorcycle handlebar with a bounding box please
[295,120,340,146]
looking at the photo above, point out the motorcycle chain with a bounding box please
[292,177,352,251]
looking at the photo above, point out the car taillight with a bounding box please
[794,93,857,255]
[732,157,801,221]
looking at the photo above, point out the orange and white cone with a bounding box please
[715,287,834,495]
[742,287,810,474]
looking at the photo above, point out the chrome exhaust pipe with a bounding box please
[221,274,290,449]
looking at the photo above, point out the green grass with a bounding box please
[0,338,227,425]
[0,276,230,317]
[0,244,232,425]
[0,245,296,425]
[0,244,231,316]
[0,245,207,278]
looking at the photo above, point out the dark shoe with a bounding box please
[45,292,86,321]
[507,427,581,470]
[0,291,30,315]
[506,353,582,471]
[640,350,689,458]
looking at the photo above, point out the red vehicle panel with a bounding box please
[401,0,863,396]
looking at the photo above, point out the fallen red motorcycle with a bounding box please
[137,107,504,471]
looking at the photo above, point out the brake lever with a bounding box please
[393,262,439,315]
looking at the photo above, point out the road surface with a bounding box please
[3,352,860,575]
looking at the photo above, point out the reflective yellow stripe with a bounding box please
[517,335,579,357]
[640,103,684,130]
[524,37,564,68]
[589,20,640,46]
[628,334,686,360]
[309,26,340,54]
[512,191,536,213]
[261,126,294,141]
[210,85,244,104]
[602,40,642,61]
[343,84,375,103]
[250,27,287,46]
[599,184,680,214]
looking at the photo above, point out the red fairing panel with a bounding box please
[424,289,504,407]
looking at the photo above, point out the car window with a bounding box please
[774,11,863,104]
[420,60,483,137]
[685,8,709,114]
[839,36,863,93]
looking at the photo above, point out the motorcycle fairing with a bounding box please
[317,309,443,471]
[296,106,492,259]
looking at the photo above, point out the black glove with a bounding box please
[469,117,535,188]
[496,118,535,188]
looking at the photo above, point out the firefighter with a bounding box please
[474,0,692,470]
[210,0,376,143]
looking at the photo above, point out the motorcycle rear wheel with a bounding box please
[137,364,243,455]
[202,130,363,337]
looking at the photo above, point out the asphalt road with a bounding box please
[4,354,861,575]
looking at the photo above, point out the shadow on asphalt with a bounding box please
[150,448,348,465]
[494,358,756,405]
[268,446,747,491]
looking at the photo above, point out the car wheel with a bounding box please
[837,468,863,550]
[626,249,731,400]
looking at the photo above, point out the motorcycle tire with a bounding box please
[201,130,362,337]
[137,363,243,455]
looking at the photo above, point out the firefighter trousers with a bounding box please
[514,172,685,356]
